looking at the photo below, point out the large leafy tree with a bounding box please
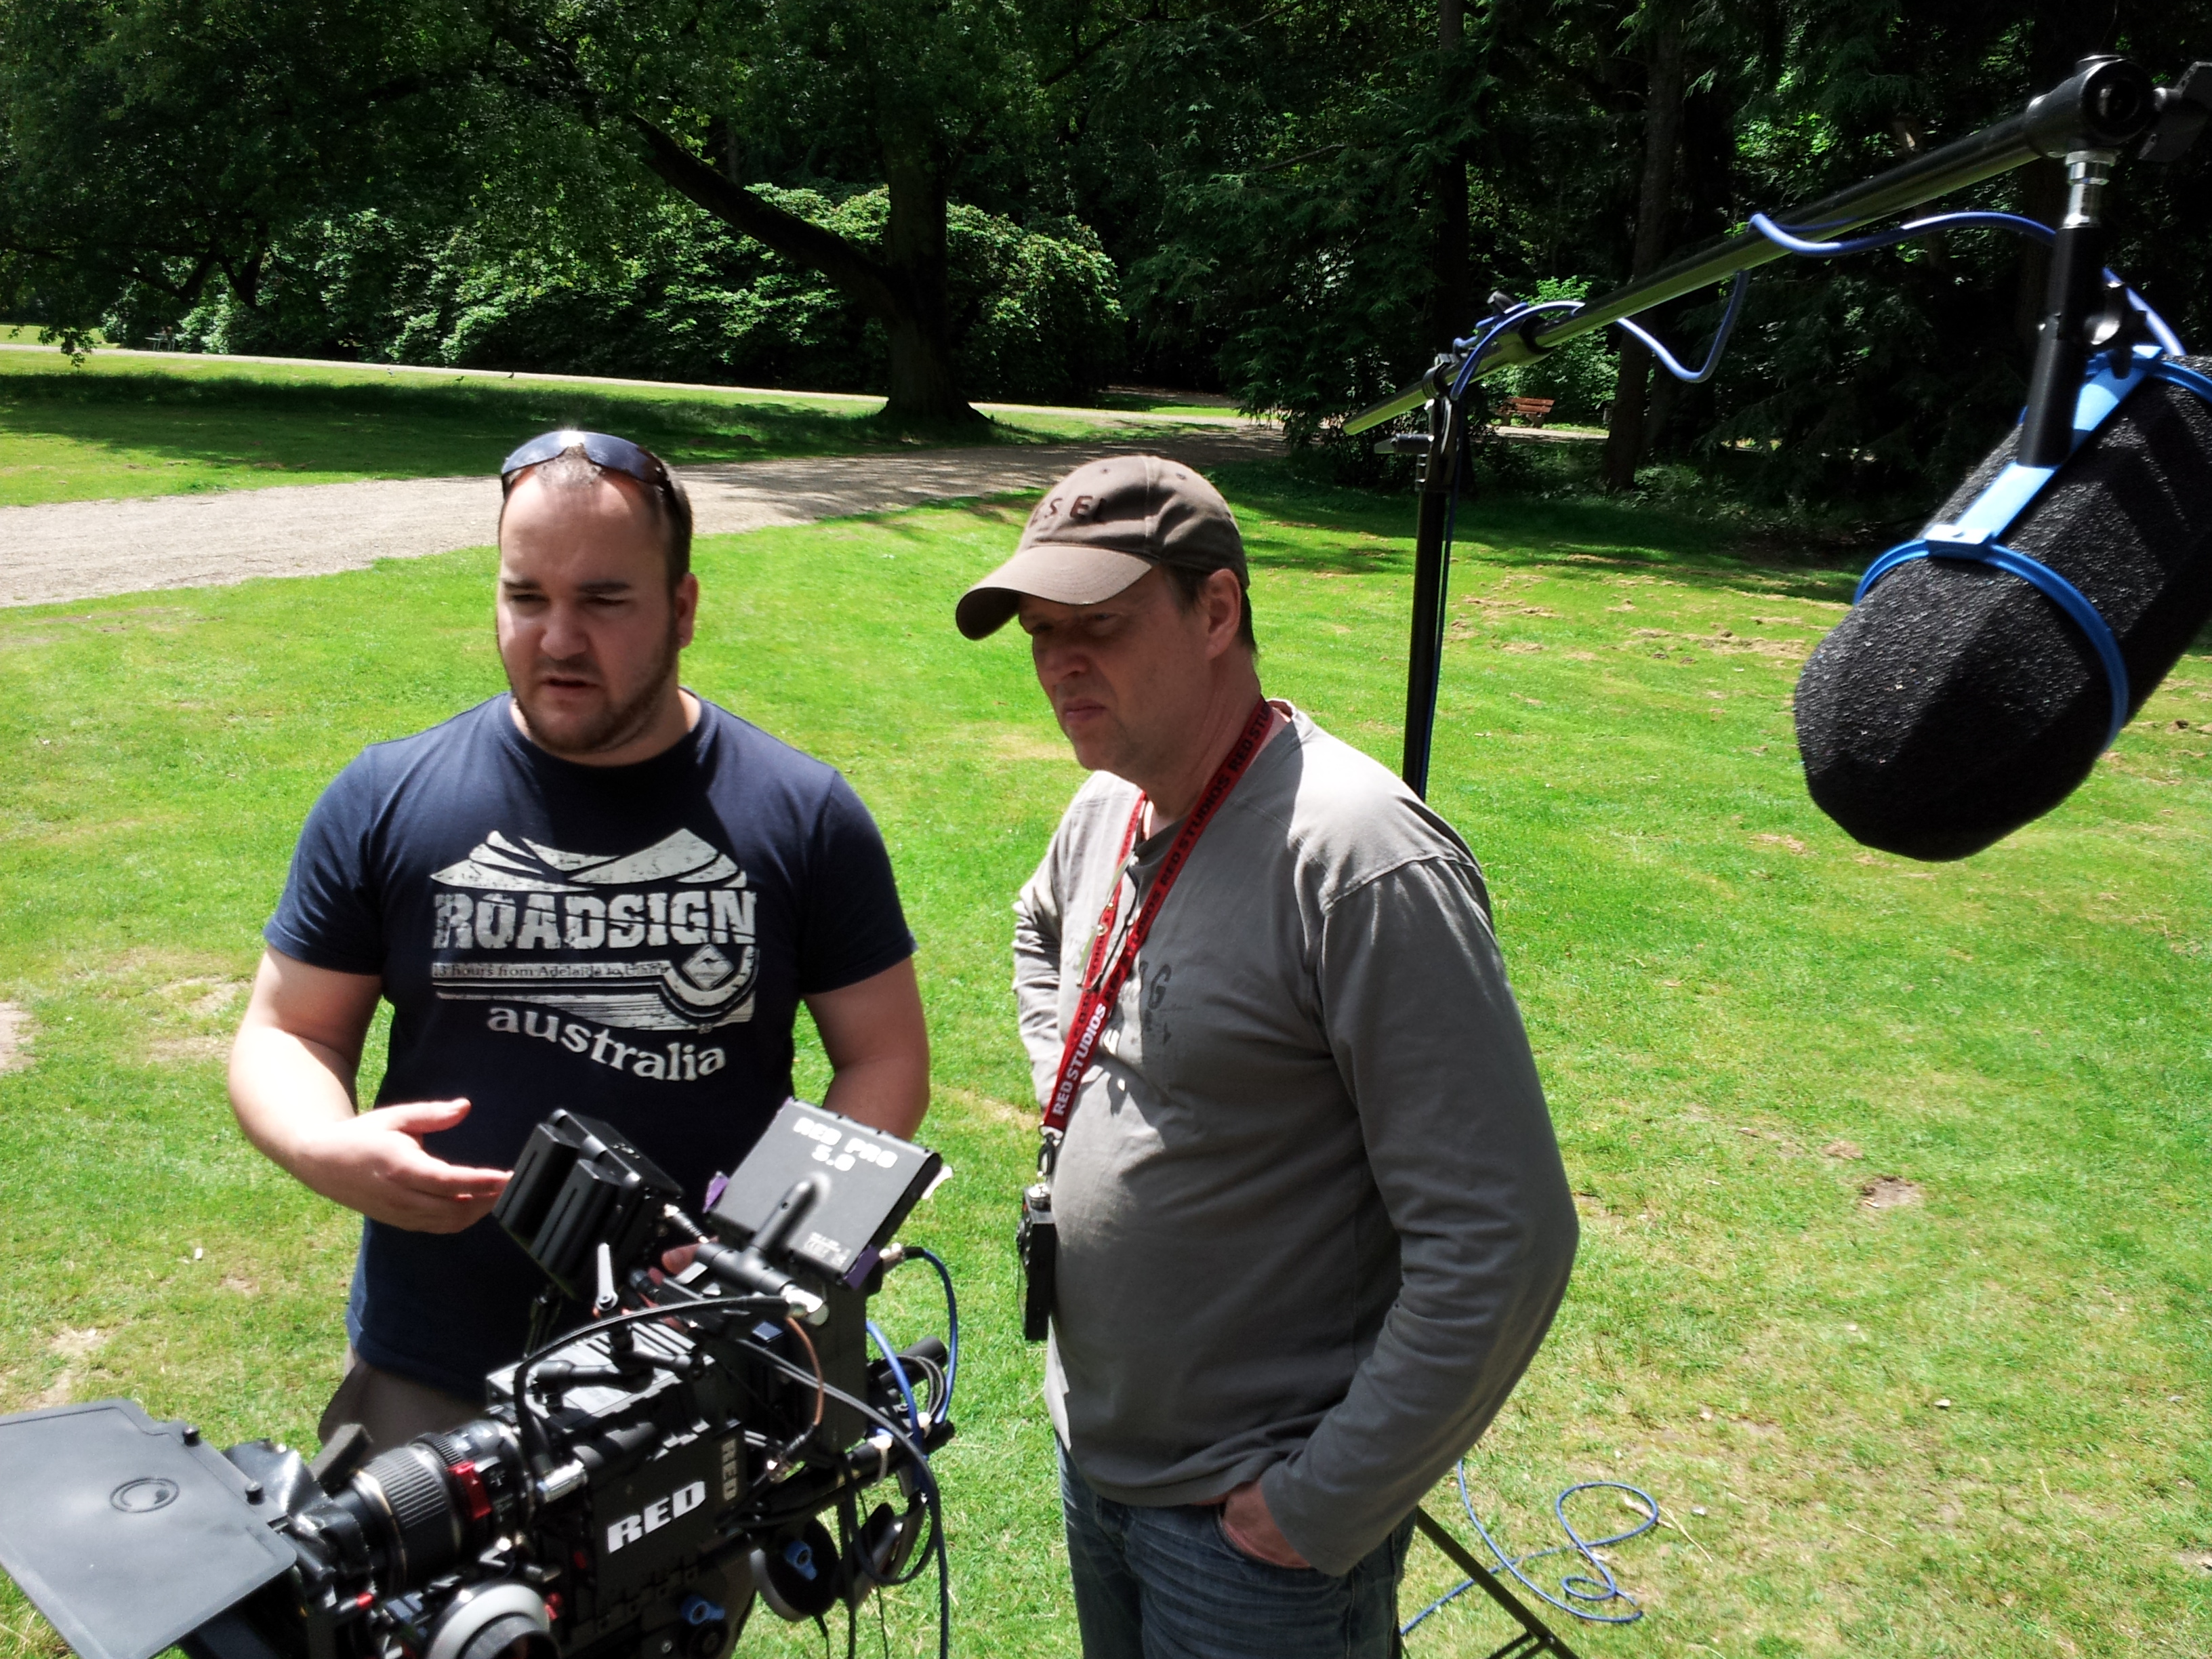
[482,0,1044,420]
[0,0,472,349]
[1,0,1181,419]
[1062,0,2207,497]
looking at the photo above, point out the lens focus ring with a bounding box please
[357,1444,460,1586]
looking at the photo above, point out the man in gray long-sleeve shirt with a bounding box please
[956,455,1578,1656]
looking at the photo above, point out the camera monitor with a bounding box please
[709,1099,944,1288]
[0,1399,297,1659]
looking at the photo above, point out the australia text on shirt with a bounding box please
[430,827,756,1082]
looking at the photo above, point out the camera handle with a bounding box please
[691,1176,832,1319]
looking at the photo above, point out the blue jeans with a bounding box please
[1060,1446,1412,1658]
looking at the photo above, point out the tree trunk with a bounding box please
[628,115,978,424]
[1430,0,1471,354]
[1602,11,1686,493]
[1644,369,1683,454]
[880,153,980,426]
[880,316,970,420]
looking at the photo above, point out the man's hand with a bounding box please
[230,949,508,1233]
[659,1244,699,1275]
[1220,1479,1309,1569]
[289,1099,511,1233]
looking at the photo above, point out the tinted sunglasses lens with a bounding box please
[501,432,565,476]
[499,430,663,487]
[582,434,655,479]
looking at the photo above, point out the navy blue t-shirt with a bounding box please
[266,695,915,1398]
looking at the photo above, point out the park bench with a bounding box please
[1496,395,1556,427]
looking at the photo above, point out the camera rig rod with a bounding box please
[1346,54,2177,798]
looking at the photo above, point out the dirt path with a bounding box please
[0,428,1281,608]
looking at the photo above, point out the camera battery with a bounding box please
[493,1111,682,1302]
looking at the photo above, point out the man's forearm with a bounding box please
[230,951,509,1231]
[1259,857,1578,1573]
[1258,1212,1576,1574]
[1012,904,1065,1105]
[229,1022,363,1174]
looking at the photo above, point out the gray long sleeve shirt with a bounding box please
[1012,705,1578,1575]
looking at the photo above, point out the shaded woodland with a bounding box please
[3,0,2208,497]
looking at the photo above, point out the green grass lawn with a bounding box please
[1089,388,1245,420]
[0,345,1233,508]
[0,327,112,347]
[1,466,2208,1658]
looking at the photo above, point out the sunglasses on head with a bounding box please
[499,430,673,496]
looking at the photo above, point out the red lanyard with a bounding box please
[1042,699,1275,1141]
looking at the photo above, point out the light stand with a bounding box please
[1407,1505,1582,1658]
[1374,366,1464,796]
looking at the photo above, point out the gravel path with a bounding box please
[0,428,1280,607]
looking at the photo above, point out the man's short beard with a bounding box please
[514,620,682,758]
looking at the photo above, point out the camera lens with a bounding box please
[335,1444,466,1589]
[457,1614,556,1659]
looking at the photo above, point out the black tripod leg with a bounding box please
[1409,1506,1582,1659]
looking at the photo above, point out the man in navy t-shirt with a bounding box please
[228,432,928,1450]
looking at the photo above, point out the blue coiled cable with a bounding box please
[1402,1468,1660,1637]
[1747,209,2184,356]
[1612,270,1752,384]
[904,1245,960,1415]
[867,1319,925,1433]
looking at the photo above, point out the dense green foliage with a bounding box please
[1075,1,2212,497]
[150,194,1122,403]
[5,0,2211,478]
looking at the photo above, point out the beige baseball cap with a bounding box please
[955,454,1246,640]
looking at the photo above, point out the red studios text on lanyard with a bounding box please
[1042,698,1276,1141]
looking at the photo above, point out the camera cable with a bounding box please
[901,1246,960,1414]
[867,1321,924,1437]
[1402,1464,1659,1635]
[735,1338,953,1659]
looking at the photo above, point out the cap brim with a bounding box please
[954,545,1157,640]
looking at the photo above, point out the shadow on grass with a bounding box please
[1212,458,1872,606]
[0,364,1076,483]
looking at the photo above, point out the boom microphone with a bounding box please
[1794,352,2212,861]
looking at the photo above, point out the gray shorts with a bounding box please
[318,1349,480,1455]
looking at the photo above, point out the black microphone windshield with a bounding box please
[1795,355,2212,861]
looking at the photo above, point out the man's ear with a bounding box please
[1202,568,1244,657]
[673,572,701,650]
